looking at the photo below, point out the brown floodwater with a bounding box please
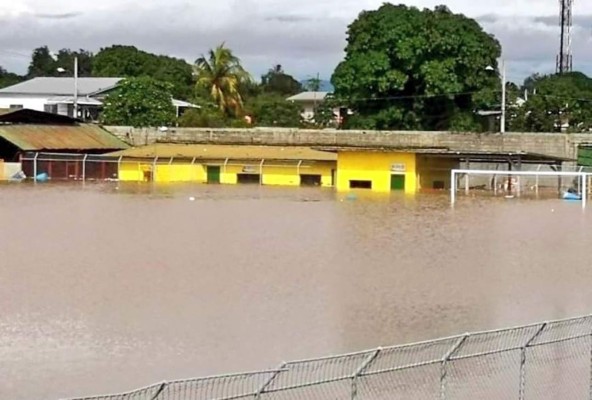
[1,182,591,400]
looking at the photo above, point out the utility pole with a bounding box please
[501,60,506,133]
[557,0,574,74]
[73,56,78,119]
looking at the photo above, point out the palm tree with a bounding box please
[194,43,250,116]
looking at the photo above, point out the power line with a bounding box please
[0,49,30,59]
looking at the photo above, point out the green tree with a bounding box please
[178,106,228,128]
[245,93,302,127]
[312,95,339,128]
[194,43,251,117]
[511,72,592,133]
[0,67,23,89]
[331,4,501,131]
[101,77,176,127]
[261,65,302,96]
[305,76,321,92]
[93,45,193,99]
[55,49,94,77]
[27,46,57,78]
[25,46,94,78]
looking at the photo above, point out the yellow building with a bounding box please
[318,148,460,194]
[108,144,337,187]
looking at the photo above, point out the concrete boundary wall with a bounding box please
[105,126,592,161]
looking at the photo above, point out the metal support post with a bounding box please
[255,364,287,400]
[33,152,39,182]
[519,323,547,400]
[440,335,468,400]
[464,160,470,195]
[152,156,158,183]
[351,349,381,400]
[450,170,456,206]
[583,173,587,210]
[149,382,167,400]
[589,329,592,400]
[82,154,88,182]
[259,159,265,186]
[494,174,498,195]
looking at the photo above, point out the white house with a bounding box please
[286,91,330,121]
[0,77,197,122]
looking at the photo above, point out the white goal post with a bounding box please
[451,169,589,209]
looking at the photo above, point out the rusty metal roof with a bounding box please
[107,143,336,161]
[0,124,129,151]
[0,108,80,124]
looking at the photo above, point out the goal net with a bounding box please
[450,168,590,208]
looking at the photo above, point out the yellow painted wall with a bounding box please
[416,156,459,190]
[119,162,151,182]
[116,160,335,187]
[262,162,335,187]
[154,164,206,183]
[221,164,244,184]
[0,160,4,180]
[336,152,417,194]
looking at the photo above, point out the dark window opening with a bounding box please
[44,104,58,114]
[350,180,372,189]
[433,181,445,190]
[300,174,322,186]
[237,174,260,184]
[143,170,152,182]
[9,104,23,110]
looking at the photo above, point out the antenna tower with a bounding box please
[556,0,574,73]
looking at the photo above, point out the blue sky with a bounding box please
[1,0,591,83]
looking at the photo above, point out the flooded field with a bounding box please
[1,183,591,400]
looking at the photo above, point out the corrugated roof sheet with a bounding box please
[108,144,336,161]
[0,108,79,124]
[0,77,122,96]
[0,124,130,151]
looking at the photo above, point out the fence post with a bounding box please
[351,348,381,400]
[255,364,286,400]
[589,325,592,400]
[519,323,547,400]
[149,382,167,400]
[440,335,468,400]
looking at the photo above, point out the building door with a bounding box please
[207,166,220,184]
[391,174,405,191]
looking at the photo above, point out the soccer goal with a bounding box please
[450,169,590,209]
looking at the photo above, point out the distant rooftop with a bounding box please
[0,77,122,96]
[287,92,329,102]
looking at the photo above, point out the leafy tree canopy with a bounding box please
[0,66,24,89]
[511,72,592,133]
[245,93,302,127]
[25,46,93,78]
[261,65,302,96]
[331,4,501,131]
[194,43,251,117]
[93,45,193,99]
[101,77,176,127]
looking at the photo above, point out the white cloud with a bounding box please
[1,0,592,82]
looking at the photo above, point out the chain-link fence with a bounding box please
[63,314,592,400]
